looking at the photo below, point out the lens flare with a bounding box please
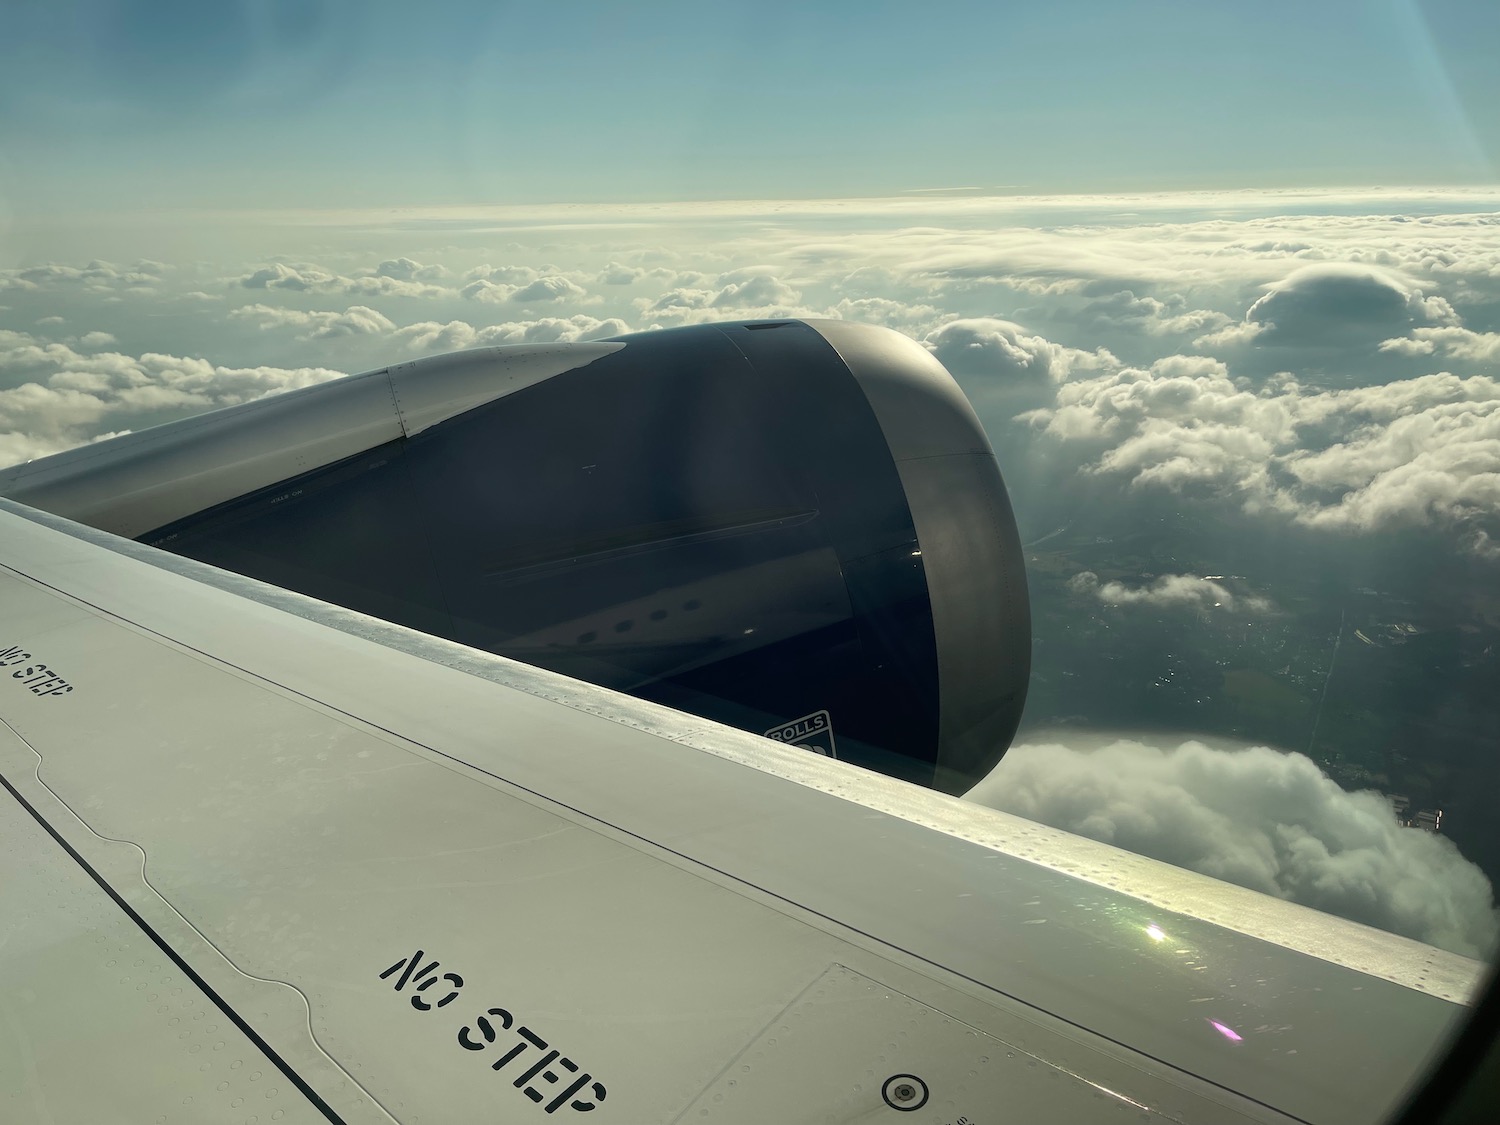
[1209,1020,1243,1042]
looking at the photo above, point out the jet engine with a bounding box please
[0,320,1029,793]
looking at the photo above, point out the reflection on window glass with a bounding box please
[1,0,1496,1120]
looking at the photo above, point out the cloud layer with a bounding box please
[925,317,1115,387]
[2,192,1497,566]
[1023,358,1500,551]
[968,737,1499,958]
[1068,572,1272,614]
[0,330,342,466]
[1202,264,1459,349]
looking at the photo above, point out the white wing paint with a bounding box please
[0,498,1481,1124]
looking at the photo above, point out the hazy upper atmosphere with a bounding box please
[2,1,1498,959]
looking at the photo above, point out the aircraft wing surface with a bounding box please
[0,497,1483,1125]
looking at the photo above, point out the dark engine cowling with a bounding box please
[0,320,1029,793]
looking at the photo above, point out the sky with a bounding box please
[1,0,1499,222]
[2,2,1500,960]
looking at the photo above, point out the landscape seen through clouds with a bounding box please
[3,188,1498,957]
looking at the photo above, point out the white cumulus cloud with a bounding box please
[1,260,169,293]
[375,257,448,282]
[393,314,628,354]
[1068,571,1272,613]
[230,304,396,340]
[1025,359,1500,551]
[1380,326,1500,364]
[239,261,447,299]
[967,737,1499,958]
[924,318,1115,386]
[710,269,801,308]
[240,262,333,292]
[0,330,343,467]
[1082,290,1232,337]
[1198,264,1459,349]
[511,276,587,304]
[635,269,818,326]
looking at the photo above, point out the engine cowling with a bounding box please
[0,319,1029,793]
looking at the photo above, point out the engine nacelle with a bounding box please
[0,320,1029,792]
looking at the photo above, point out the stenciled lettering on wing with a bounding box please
[380,949,606,1115]
[0,645,75,697]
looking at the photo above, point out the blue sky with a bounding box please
[1,0,1497,216]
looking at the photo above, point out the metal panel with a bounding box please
[681,964,1168,1124]
[0,343,620,538]
[0,729,337,1125]
[136,322,946,786]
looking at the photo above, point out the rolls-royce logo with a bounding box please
[764,710,837,759]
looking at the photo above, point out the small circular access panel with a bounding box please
[881,1073,930,1112]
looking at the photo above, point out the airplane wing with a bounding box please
[0,495,1484,1125]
